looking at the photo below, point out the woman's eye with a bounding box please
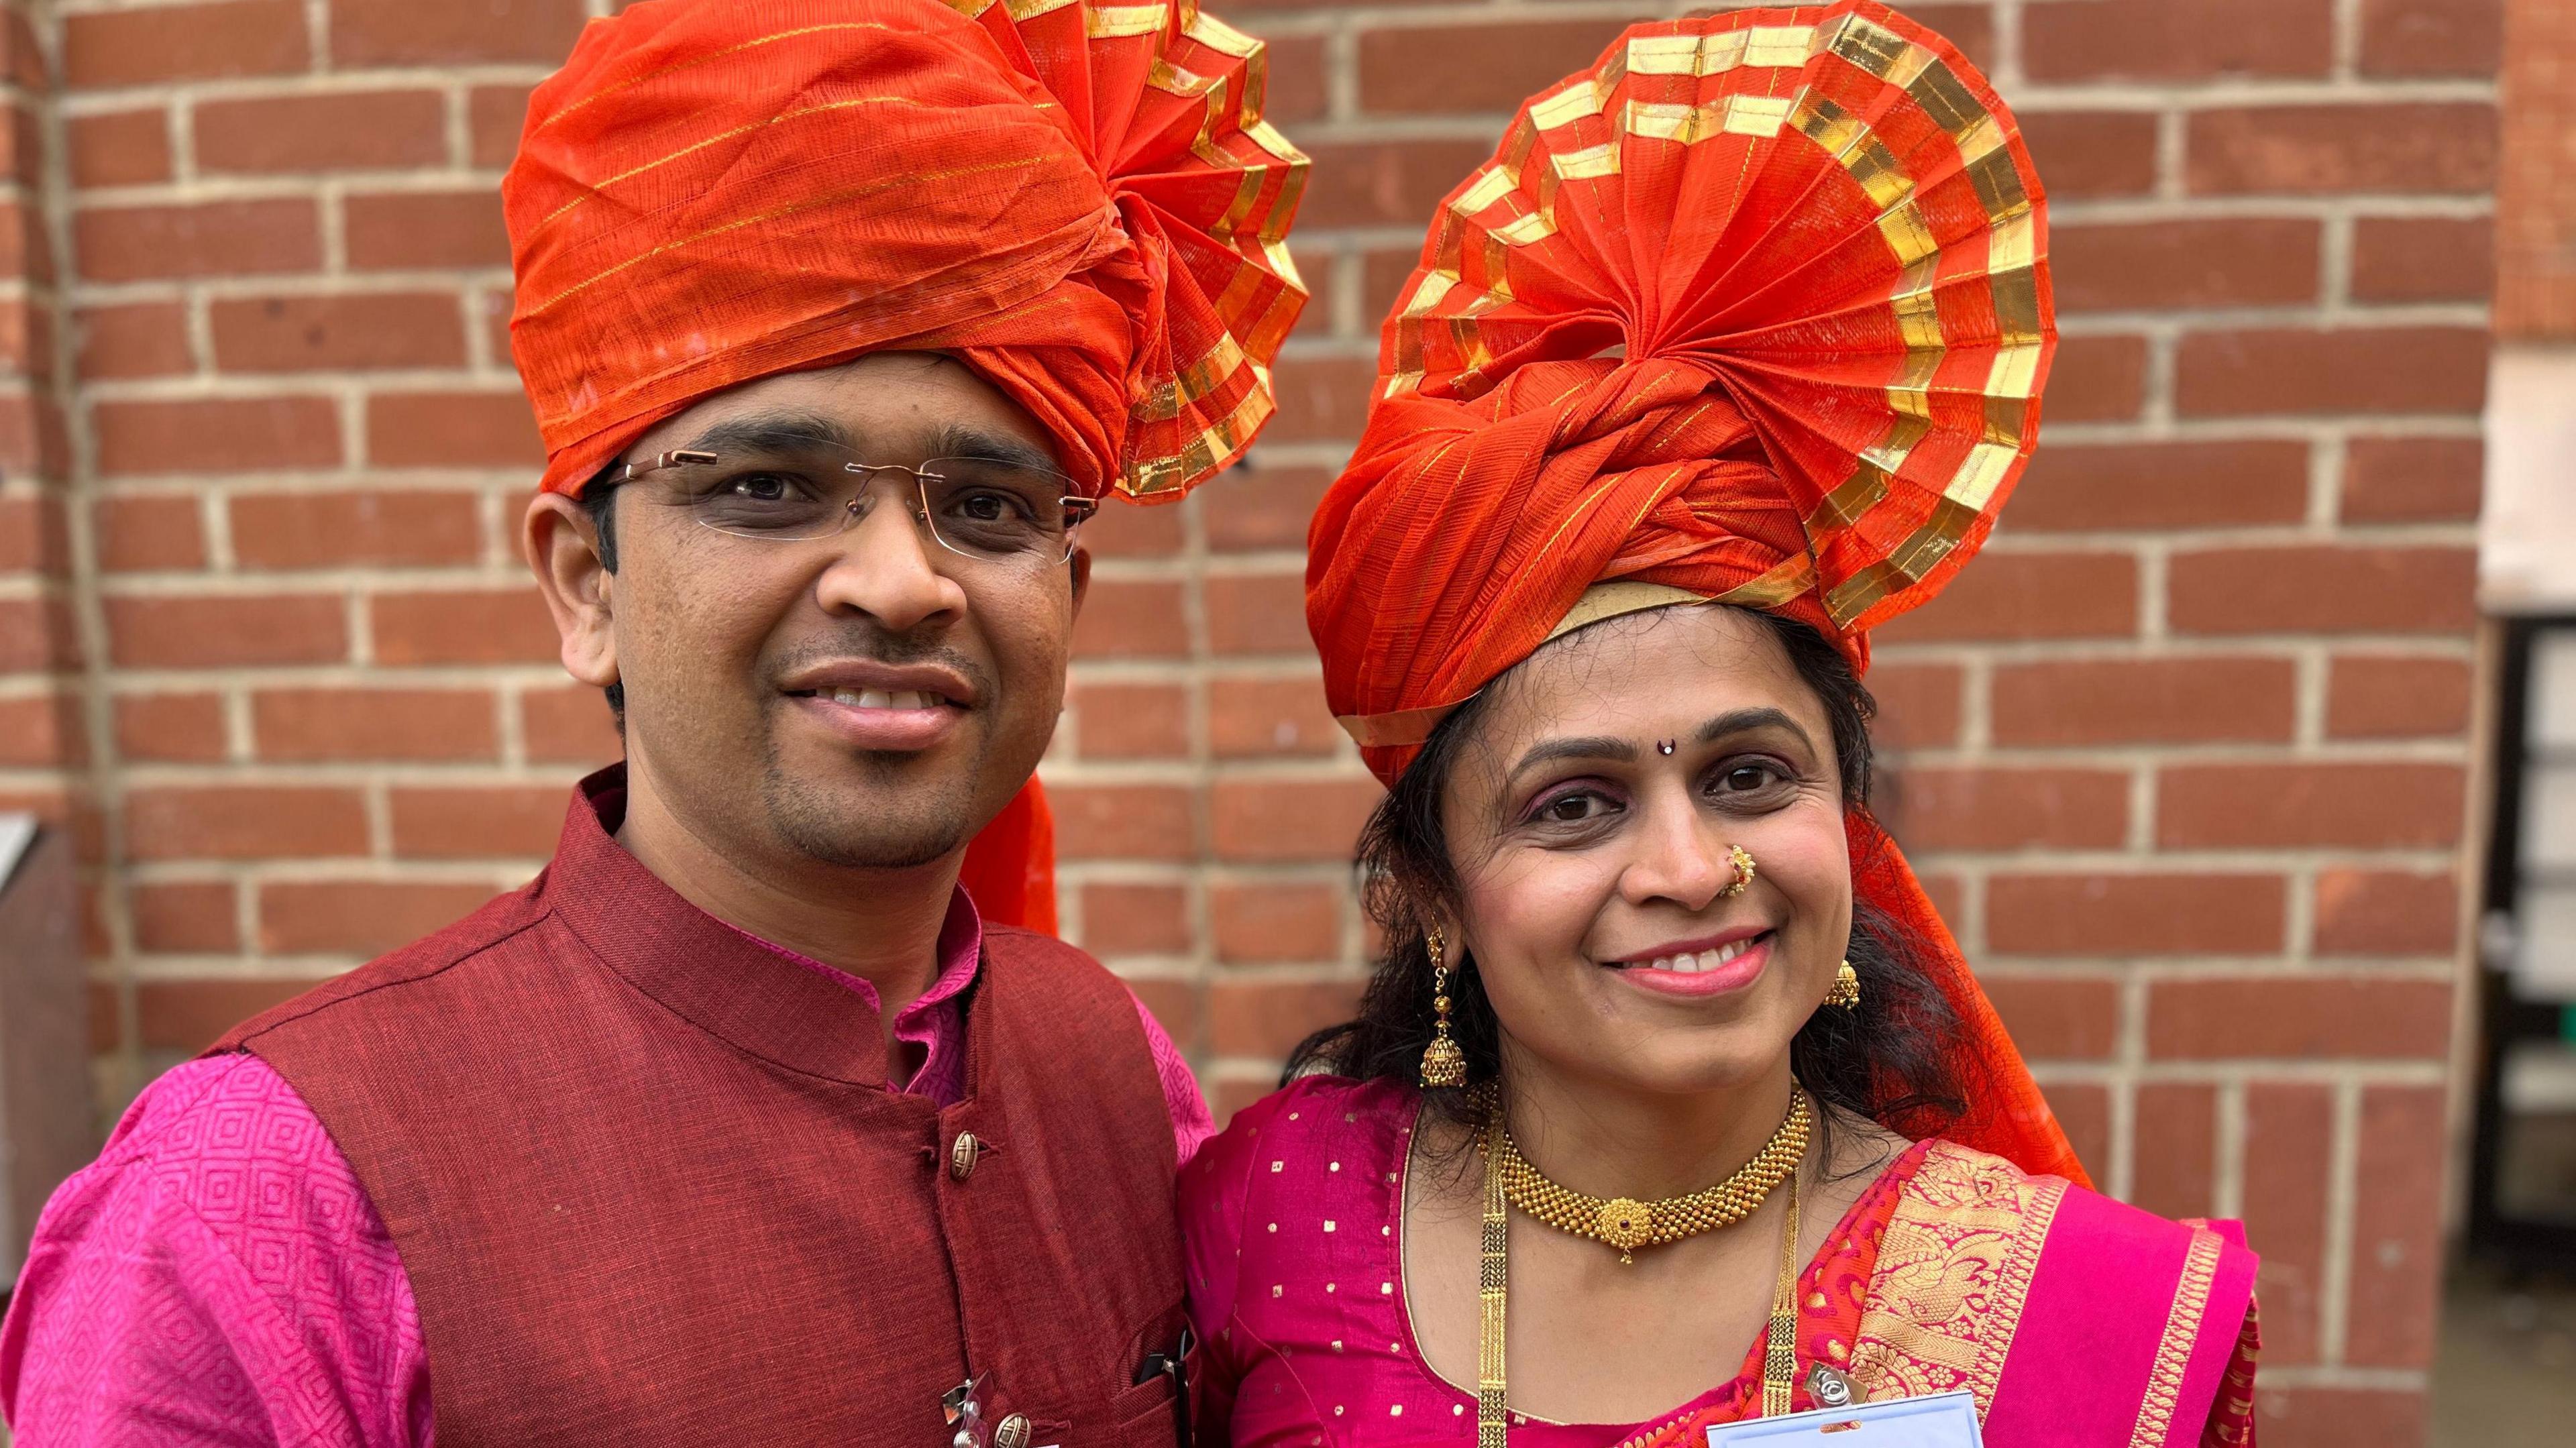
[1711,761,1790,799]
[1535,790,1619,824]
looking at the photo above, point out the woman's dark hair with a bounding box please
[1285,607,1968,1154]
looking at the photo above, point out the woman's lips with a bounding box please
[1606,931,1772,999]
[790,689,963,751]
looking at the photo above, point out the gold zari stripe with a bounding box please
[2130,1229,2224,1448]
[1625,24,1816,76]
[1086,3,1167,37]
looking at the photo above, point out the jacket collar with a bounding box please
[543,764,911,1088]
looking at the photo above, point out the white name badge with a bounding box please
[1703,1390,1983,1447]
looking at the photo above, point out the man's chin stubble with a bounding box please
[761,751,981,871]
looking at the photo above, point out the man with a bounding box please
[0,1,1305,1442]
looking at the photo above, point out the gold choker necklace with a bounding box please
[1485,1088,1811,1264]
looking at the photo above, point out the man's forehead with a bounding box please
[629,353,1061,465]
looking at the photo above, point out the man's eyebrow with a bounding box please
[677,410,855,456]
[924,422,1061,473]
[1695,707,1813,750]
[1506,734,1637,783]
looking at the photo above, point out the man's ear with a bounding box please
[1067,541,1092,618]
[524,490,619,690]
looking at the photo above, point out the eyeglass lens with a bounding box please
[650,443,1085,563]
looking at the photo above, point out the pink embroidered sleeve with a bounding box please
[0,1054,431,1448]
[1133,993,1216,1166]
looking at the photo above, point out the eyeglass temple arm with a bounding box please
[616,449,719,482]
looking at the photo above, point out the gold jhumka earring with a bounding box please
[1825,958,1862,1009]
[1419,926,1467,1088]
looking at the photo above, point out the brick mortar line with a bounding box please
[1877,635,2483,665]
[1269,80,2503,150]
[1893,736,2479,763]
[58,68,556,109]
[29,0,152,1092]
[68,273,517,307]
[2055,302,2492,329]
[2031,1061,2452,1087]
[74,371,528,399]
[2330,0,2365,85]
[2320,1077,2361,1366]
[2257,1365,2430,1391]
[2213,1077,2246,1221]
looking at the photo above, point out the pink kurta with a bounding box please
[1182,1076,2259,1448]
[0,887,1210,1447]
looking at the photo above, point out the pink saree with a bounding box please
[1181,1078,2259,1448]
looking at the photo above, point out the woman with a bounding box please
[1178,4,2259,1446]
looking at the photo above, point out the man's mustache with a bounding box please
[765,632,994,700]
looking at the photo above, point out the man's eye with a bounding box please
[725,474,796,502]
[956,490,1028,522]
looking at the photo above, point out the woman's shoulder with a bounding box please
[1894,1136,2253,1260]
[1177,1074,1419,1258]
[1180,1076,1415,1202]
[1854,1137,2258,1441]
[1177,1075,1419,1345]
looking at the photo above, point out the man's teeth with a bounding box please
[1642,937,1758,974]
[826,688,939,710]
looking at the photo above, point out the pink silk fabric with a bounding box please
[1182,1077,2258,1448]
[0,889,1211,1447]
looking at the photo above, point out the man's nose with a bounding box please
[812,485,969,632]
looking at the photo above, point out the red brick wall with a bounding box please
[2501,0,2576,337]
[0,3,2494,1442]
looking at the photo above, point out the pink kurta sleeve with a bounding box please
[0,1054,431,1447]
[1134,994,1216,1166]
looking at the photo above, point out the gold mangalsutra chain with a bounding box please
[1490,1089,1810,1264]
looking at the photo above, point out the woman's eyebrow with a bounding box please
[1695,707,1814,749]
[1507,735,1637,783]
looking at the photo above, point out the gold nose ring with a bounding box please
[1721,844,1756,898]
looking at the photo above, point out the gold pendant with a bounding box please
[1597,1197,1651,1264]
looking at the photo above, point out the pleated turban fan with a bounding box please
[503,0,1309,932]
[1305,1,2089,1183]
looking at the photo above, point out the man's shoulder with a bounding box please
[980,921,1113,970]
[977,923,1138,1004]
[215,877,553,1052]
[74,1054,370,1229]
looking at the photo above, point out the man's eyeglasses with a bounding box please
[615,442,1097,565]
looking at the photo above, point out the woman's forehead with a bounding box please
[1482,605,1825,744]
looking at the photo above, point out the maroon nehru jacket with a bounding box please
[212,767,1192,1447]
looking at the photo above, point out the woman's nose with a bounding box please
[1617,793,1735,911]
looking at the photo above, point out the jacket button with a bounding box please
[949,1131,981,1180]
[994,1414,1030,1448]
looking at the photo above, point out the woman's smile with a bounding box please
[1602,928,1774,998]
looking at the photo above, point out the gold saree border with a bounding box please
[2131,1226,2224,1448]
[1846,1139,2066,1418]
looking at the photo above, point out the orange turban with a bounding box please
[504,0,1307,930]
[1305,2,2086,1183]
